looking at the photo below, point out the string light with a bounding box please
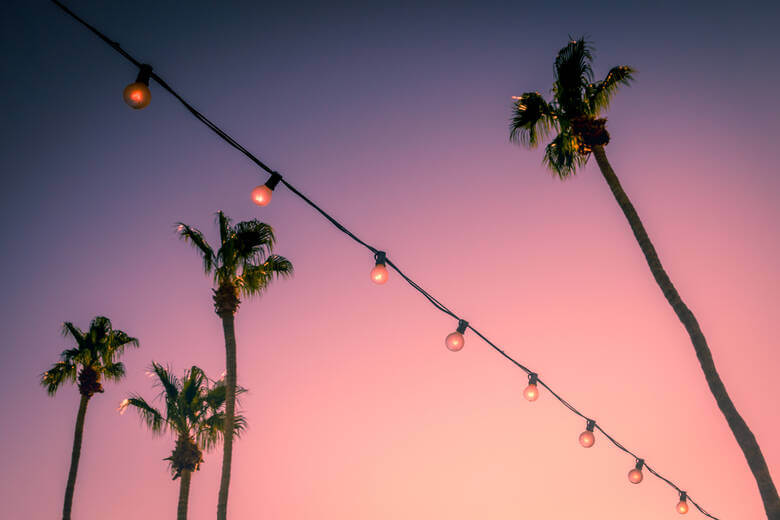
[370,251,389,284]
[628,458,644,484]
[677,492,690,514]
[123,64,152,109]
[579,419,596,448]
[445,319,468,352]
[49,4,722,518]
[523,372,539,401]
[251,171,282,206]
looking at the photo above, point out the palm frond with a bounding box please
[126,395,167,435]
[102,361,126,382]
[586,65,635,115]
[233,220,276,259]
[60,347,81,363]
[176,222,216,274]
[216,211,232,248]
[61,322,85,345]
[197,412,247,451]
[150,362,180,403]
[543,131,589,179]
[237,254,293,296]
[509,92,557,147]
[553,37,593,115]
[108,329,140,353]
[41,360,77,395]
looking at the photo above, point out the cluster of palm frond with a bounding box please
[510,37,635,178]
[121,363,247,458]
[176,211,293,297]
[41,317,139,395]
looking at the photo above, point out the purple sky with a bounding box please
[2,1,779,519]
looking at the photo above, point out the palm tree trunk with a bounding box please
[592,145,780,520]
[62,394,90,520]
[217,313,237,520]
[177,469,192,520]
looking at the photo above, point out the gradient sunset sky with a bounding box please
[2,1,779,519]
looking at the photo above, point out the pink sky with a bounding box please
[2,1,779,519]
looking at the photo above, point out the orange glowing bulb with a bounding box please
[675,492,690,514]
[579,421,596,448]
[370,264,389,284]
[628,468,643,484]
[123,82,151,109]
[523,383,539,401]
[445,331,464,351]
[251,185,273,206]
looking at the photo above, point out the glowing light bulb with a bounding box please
[123,82,151,109]
[370,251,389,284]
[251,172,282,207]
[371,264,388,284]
[676,493,689,514]
[123,64,153,109]
[445,331,464,351]
[445,319,468,352]
[251,184,273,206]
[579,420,596,448]
[628,459,644,484]
[523,373,539,401]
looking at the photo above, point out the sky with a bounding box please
[1,0,779,519]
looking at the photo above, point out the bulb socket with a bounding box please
[135,64,153,86]
[585,419,596,432]
[374,250,387,266]
[528,372,538,385]
[264,171,282,190]
[635,459,645,471]
[456,319,468,334]
[679,491,687,502]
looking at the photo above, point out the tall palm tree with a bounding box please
[120,362,246,520]
[176,211,292,520]
[41,316,139,520]
[509,38,779,519]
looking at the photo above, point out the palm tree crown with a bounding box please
[510,37,635,177]
[41,316,139,397]
[176,211,293,316]
[121,363,246,478]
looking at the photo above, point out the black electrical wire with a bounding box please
[49,2,721,518]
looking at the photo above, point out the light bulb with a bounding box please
[628,459,644,484]
[371,251,389,284]
[371,264,388,284]
[251,172,282,207]
[676,493,689,514]
[523,373,539,401]
[251,184,273,206]
[445,320,468,352]
[123,82,151,109]
[123,64,153,109]
[523,383,539,401]
[445,331,464,351]
[579,420,596,448]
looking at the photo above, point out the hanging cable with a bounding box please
[49,2,721,518]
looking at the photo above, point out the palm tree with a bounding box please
[509,38,779,519]
[120,362,246,520]
[176,211,292,520]
[41,316,139,520]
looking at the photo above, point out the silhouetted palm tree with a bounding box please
[509,37,778,520]
[41,316,139,520]
[120,363,246,520]
[176,211,292,520]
